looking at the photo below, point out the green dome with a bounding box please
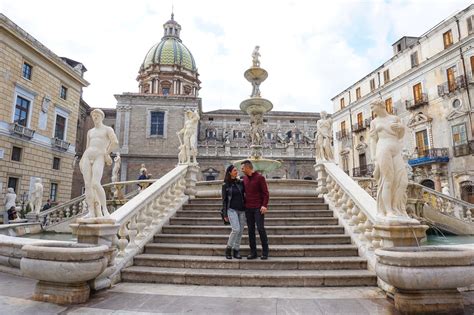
[141,37,197,72]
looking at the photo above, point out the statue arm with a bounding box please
[106,127,119,155]
[369,120,377,160]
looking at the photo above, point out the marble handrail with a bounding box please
[40,179,157,229]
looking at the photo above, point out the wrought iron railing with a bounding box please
[453,140,474,157]
[405,93,428,110]
[408,148,449,166]
[336,130,350,141]
[438,75,467,96]
[352,164,375,177]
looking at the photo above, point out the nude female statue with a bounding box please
[369,100,414,222]
[177,109,200,164]
[314,111,334,162]
[80,109,118,218]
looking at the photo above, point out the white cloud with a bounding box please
[1,0,472,113]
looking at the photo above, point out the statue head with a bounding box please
[7,187,14,194]
[35,178,42,184]
[91,109,105,124]
[320,111,327,119]
[370,100,386,116]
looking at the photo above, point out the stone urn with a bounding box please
[375,246,474,314]
[21,242,108,304]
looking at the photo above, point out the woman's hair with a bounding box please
[224,164,236,184]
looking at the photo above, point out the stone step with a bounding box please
[169,217,339,226]
[121,266,377,287]
[154,234,352,245]
[182,203,329,210]
[188,197,325,205]
[161,225,345,235]
[133,254,368,270]
[175,210,334,218]
[144,243,359,257]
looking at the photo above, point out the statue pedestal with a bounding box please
[374,220,428,247]
[314,163,328,197]
[185,164,200,199]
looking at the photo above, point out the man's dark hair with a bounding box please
[240,160,253,169]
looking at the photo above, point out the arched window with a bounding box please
[420,179,435,190]
[460,181,473,204]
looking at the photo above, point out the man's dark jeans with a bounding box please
[245,208,269,255]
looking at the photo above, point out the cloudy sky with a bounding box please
[1,0,472,113]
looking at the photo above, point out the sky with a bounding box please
[1,0,473,113]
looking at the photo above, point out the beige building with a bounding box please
[0,14,88,205]
[331,5,474,203]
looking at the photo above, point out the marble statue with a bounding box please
[30,178,43,215]
[3,187,16,223]
[250,113,263,146]
[139,163,147,176]
[442,185,451,197]
[111,153,121,183]
[177,109,200,164]
[314,111,334,162]
[369,100,415,223]
[252,45,261,67]
[72,155,79,169]
[79,109,118,218]
[178,144,187,164]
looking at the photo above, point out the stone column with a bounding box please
[184,164,200,199]
[122,106,131,154]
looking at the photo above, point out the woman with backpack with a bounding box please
[221,164,245,259]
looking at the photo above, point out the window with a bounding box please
[22,62,32,80]
[357,113,363,126]
[411,52,419,68]
[60,85,67,100]
[263,119,268,122]
[50,183,58,202]
[206,129,216,138]
[383,70,390,84]
[356,87,361,100]
[233,130,245,138]
[8,177,19,192]
[370,79,376,91]
[53,157,61,170]
[340,98,345,109]
[468,16,474,34]
[397,43,402,52]
[340,121,346,135]
[11,146,22,162]
[162,88,169,95]
[265,132,273,140]
[443,30,453,49]
[14,96,30,126]
[447,67,456,92]
[471,56,474,75]
[150,111,165,136]
[385,98,393,114]
[415,129,429,156]
[54,114,67,140]
[208,117,214,121]
[452,124,467,146]
[290,120,295,123]
[413,83,423,103]
[205,175,216,181]
[235,118,240,122]
[342,156,349,174]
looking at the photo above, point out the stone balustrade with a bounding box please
[198,143,315,158]
[85,164,194,290]
[39,179,156,232]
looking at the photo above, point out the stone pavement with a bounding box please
[1,272,474,314]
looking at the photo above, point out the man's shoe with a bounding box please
[261,255,268,260]
[233,249,242,259]
[247,253,258,260]
[225,246,232,259]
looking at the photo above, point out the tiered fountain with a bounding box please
[234,46,281,173]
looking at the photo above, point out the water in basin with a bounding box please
[426,234,474,246]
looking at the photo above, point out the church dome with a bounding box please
[140,14,197,72]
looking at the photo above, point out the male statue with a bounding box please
[177,109,200,164]
[30,178,43,215]
[80,109,118,218]
[252,45,261,67]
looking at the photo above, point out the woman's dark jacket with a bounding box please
[221,179,245,218]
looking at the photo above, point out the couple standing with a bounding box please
[221,160,269,260]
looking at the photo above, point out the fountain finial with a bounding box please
[252,45,261,67]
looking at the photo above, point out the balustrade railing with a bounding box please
[40,179,156,229]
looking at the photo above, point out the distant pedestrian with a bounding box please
[42,199,52,211]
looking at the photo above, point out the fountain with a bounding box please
[234,46,281,173]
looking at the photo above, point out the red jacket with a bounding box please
[243,171,269,209]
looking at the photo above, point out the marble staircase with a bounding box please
[121,197,377,287]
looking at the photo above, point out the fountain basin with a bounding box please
[233,158,281,174]
[21,242,108,304]
[244,67,268,82]
[375,246,474,314]
[240,98,273,115]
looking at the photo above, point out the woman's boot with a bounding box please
[233,249,242,259]
[225,246,232,259]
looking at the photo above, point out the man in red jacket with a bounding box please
[240,160,269,260]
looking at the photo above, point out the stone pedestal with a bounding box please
[314,163,328,197]
[184,164,200,199]
[374,223,428,247]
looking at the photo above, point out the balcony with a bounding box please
[438,75,467,97]
[336,130,351,141]
[51,138,70,151]
[408,148,449,167]
[405,93,428,110]
[453,140,474,157]
[352,121,367,133]
[352,164,374,177]
[9,123,35,139]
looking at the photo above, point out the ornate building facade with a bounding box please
[114,15,320,183]
[331,4,474,203]
[0,14,88,204]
